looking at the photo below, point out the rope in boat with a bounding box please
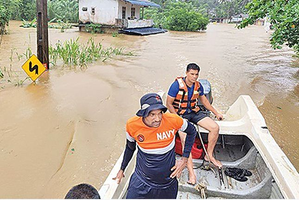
[195,182,207,199]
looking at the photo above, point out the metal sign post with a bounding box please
[36,0,49,69]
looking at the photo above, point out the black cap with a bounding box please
[136,93,167,117]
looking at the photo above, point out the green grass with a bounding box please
[49,37,134,67]
[24,47,33,59]
[0,65,28,86]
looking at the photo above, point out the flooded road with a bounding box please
[0,21,298,198]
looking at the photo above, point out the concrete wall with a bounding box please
[79,0,149,28]
[79,0,119,25]
[127,19,153,28]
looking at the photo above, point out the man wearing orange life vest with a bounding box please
[113,93,197,199]
[166,63,223,185]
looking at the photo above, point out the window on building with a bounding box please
[131,8,135,19]
[122,7,126,19]
[82,7,88,11]
[91,7,95,15]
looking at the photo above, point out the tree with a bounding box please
[0,2,11,35]
[144,1,209,31]
[48,0,78,23]
[238,0,299,55]
[19,0,36,21]
[166,2,209,31]
[6,0,21,20]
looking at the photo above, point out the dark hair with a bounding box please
[186,63,200,72]
[65,183,100,199]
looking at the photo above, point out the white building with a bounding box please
[79,0,160,29]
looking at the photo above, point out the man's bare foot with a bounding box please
[187,173,196,185]
[204,155,222,168]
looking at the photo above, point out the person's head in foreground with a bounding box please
[65,183,100,199]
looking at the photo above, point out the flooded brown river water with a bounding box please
[0,21,298,198]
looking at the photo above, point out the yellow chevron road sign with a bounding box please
[22,55,46,82]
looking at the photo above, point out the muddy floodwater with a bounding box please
[0,21,298,198]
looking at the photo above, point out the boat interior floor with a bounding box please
[177,134,282,199]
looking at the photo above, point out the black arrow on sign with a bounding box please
[29,61,38,75]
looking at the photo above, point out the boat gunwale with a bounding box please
[98,95,299,199]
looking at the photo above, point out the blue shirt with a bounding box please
[168,79,204,113]
[135,147,176,188]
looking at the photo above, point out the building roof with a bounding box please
[121,27,166,35]
[123,0,161,8]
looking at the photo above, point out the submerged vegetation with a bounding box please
[0,65,29,87]
[49,38,134,67]
[85,24,104,34]
[0,48,33,86]
[49,20,73,32]
[0,38,133,87]
[20,18,37,28]
[20,18,73,32]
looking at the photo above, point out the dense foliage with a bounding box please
[145,1,209,31]
[166,2,209,31]
[151,0,250,20]
[238,0,299,55]
[0,0,78,23]
[48,0,78,23]
[145,0,252,31]
[211,0,250,19]
[0,1,11,34]
[1,0,249,33]
[19,0,36,21]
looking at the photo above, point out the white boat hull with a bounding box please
[99,95,299,199]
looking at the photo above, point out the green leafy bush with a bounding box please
[166,2,209,31]
[20,18,37,28]
[144,1,209,32]
[238,0,299,55]
[0,4,10,34]
[48,0,78,23]
[85,23,103,34]
[19,0,36,21]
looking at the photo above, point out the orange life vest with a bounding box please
[173,77,200,115]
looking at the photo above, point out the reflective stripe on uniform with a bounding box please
[126,131,135,142]
[137,137,175,154]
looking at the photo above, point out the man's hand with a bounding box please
[170,157,188,179]
[112,169,125,184]
[215,113,224,121]
[193,106,200,113]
